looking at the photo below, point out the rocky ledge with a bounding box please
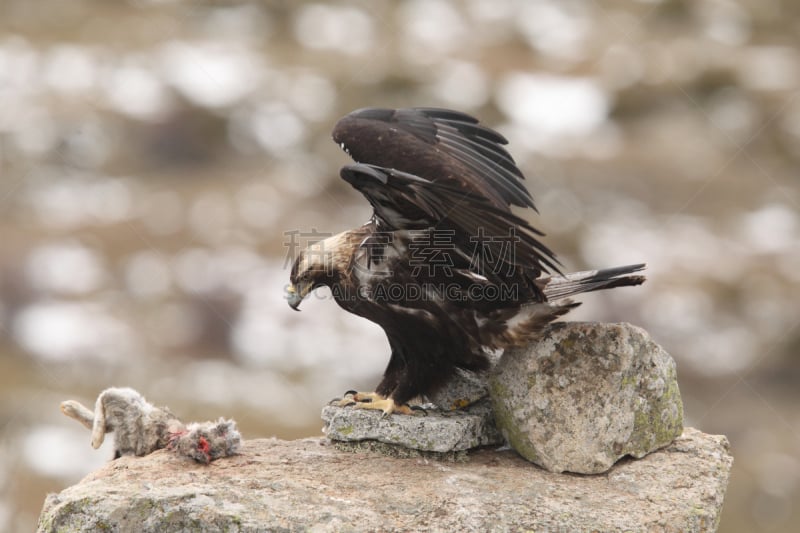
[39,428,732,532]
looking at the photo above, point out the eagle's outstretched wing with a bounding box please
[332,107,534,211]
[339,163,561,281]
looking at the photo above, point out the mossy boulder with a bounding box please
[489,322,684,474]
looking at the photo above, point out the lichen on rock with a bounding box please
[489,321,684,474]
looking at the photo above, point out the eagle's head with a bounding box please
[286,231,350,311]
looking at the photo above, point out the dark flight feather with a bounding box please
[333,107,535,211]
[340,163,561,278]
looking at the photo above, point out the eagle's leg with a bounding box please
[330,344,428,415]
[331,346,405,408]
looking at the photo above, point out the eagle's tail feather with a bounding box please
[541,263,646,301]
[482,300,579,350]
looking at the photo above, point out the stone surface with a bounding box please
[489,321,684,474]
[321,397,502,452]
[38,428,732,533]
[426,364,495,410]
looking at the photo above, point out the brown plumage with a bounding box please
[288,107,645,414]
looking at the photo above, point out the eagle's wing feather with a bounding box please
[333,107,535,210]
[339,164,440,228]
[340,163,561,277]
[435,129,535,211]
[394,108,535,209]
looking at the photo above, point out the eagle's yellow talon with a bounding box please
[330,391,421,415]
[353,391,384,403]
[353,397,418,416]
[332,391,384,408]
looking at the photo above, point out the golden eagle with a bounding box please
[288,107,644,415]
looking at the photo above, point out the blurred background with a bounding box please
[0,0,798,531]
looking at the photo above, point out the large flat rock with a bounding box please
[39,428,732,532]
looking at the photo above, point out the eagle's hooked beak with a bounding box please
[286,282,312,311]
